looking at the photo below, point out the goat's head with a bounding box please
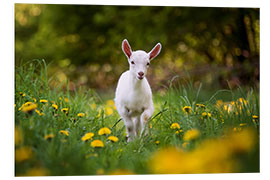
[122,39,162,80]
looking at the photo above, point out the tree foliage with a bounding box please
[15,4,259,90]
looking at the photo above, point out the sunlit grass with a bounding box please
[15,60,259,176]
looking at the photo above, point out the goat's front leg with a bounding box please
[120,107,135,142]
[134,116,141,136]
[140,106,154,136]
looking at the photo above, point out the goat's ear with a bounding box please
[122,39,132,59]
[148,43,162,60]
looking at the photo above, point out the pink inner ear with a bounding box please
[123,41,132,58]
[149,44,161,60]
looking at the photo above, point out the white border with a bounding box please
[1,0,269,180]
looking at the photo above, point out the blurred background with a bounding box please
[15,4,259,94]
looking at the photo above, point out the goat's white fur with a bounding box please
[114,39,162,142]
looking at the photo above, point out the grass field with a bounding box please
[15,60,259,176]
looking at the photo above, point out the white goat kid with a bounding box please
[114,39,162,142]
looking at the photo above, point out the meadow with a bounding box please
[15,60,259,176]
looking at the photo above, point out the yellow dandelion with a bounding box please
[98,127,111,135]
[23,167,49,176]
[239,123,247,127]
[105,106,114,116]
[106,99,117,110]
[19,92,26,97]
[77,113,85,117]
[170,123,180,129]
[32,98,37,102]
[216,100,223,107]
[15,126,23,146]
[15,146,33,162]
[52,104,58,110]
[61,108,69,114]
[175,129,183,134]
[183,129,200,141]
[59,130,69,136]
[19,102,37,113]
[202,112,211,118]
[96,168,105,175]
[226,128,257,153]
[40,99,48,103]
[109,169,134,175]
[91,140,104,148]
[81,132,94,141]
[196,104,205,108]
[108,136,119,142]
[64,97,69,103]
[35,109,44,116]
[182,106,192,114]
[252,115,258,119]
[148,147,185,174]
[44,134,54,140]
[155,140,160,145]
[238,98,247,105]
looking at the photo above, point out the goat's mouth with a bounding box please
[137,76,144,80]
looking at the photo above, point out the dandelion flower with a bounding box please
[59,130,69,136]
[23,167,49,176]
[108,136,119,142]
[175,129,183,134]
[252,115,258,119]
[52,104,58,110]
[19,92,26,97]
[226,128,256,153]
[81,132,94,141]
[105,106,113,116]
[183,129,200,141]
[40,99,48,103]
[148,147,186,174]
[32,98,37,102]
[19,102,37,113]
[202,112,211,118]
[61,108,69,114]
[106,99,116,110]
[64,97,69,103]
[96,168,105,175]
[35,109,44,116]
[239,123,247,127]
[109,169,134,175]
[170,123,180,130]
[77,113,85,117]
[15,146,33,162]
[238,98,247,105]
[98,127,111,135]
[182,106,192,114]
[15,126,23,146]
[155,140,160,145]
[44,134,54,140]
[91,140,104,148]
[196,104,205,108]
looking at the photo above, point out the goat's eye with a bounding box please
[131,61,135,65]
[147,62,150,66]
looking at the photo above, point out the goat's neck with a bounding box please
[129,72,143,89]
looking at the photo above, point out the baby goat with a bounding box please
[114,39,162,142]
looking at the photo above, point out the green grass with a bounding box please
[15,60,259,176]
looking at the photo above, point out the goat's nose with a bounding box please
[138,72,144,77]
